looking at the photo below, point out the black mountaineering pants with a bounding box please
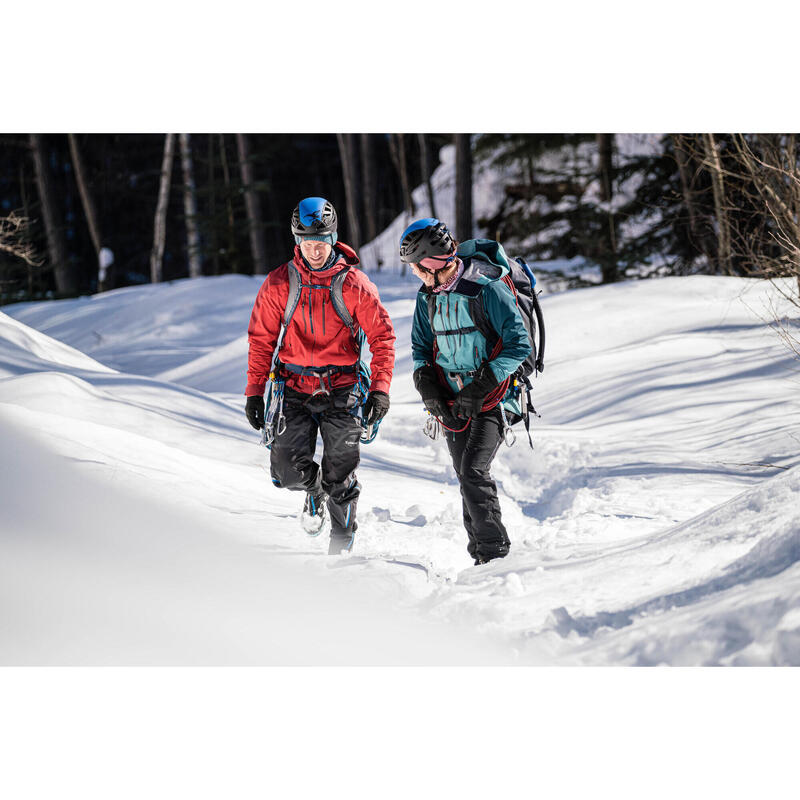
[445,406,510,562]
[270,386,362,553]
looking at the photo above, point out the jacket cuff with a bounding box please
[245,383,266,397]
[370,377,391,394]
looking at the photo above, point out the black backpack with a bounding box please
[468,256,545,379]
[430,254,545,379]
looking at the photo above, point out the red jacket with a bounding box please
[246,243,396,397]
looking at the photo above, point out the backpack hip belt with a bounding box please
[279,361,359,398]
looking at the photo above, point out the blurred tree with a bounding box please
[236,134,266,275]
[359,134,378,244]
[671,134,717,268]
[596,133,618,283]
[0,132,447,299]
[417,133,437,219]
[454,134,472,242]
[29,134,78,296]
[179,133,203,278]
[217,134,241,273]
[68,134,113,291]
[150,133,175,284]
[337,133,361,250]
[389,134,415,218]
[702,133,732,275]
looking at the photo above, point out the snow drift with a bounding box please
[2,271,800,665]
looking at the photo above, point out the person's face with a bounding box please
[411,262,436,287]
[410,251,457,288]
[300,239,332,268]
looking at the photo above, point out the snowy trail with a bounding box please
[3,273,800,664]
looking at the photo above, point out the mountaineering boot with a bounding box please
[328,523,357,555]
[474,549,509,566]
[301,490,328,536]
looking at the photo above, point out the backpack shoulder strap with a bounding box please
[425,291,436,335]
[328,265,356,336]
[273,263,302,364]
[283,263,302,327]
[468,289,499,349]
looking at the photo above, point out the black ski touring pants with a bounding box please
[270,387,361,551]
[445,406,510,562]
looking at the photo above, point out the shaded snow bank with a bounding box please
[0,414,504,665]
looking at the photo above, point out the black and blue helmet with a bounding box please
[291,197,338,245]
[399,217,455,263]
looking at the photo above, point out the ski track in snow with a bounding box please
[2,273,800,665]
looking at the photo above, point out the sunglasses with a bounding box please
[417,252,457,272]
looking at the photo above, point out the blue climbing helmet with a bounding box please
[291,197,338,245]
[399,218,455,264]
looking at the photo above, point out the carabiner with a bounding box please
[423,413,441,441]
[498,404,516,448]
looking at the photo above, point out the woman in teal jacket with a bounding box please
[403,218,531,565]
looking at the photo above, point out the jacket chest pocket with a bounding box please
[432,295,485,370]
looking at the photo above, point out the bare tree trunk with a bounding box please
[218,134,238,273]
[596,133,618,283]
[702,133,732,275]
[29,134,77,295]
[150,133,175,284]
[236,133,267,275]
[359,133,378,244]
[417,133,437,219]
[178,133,203,278]
[336,133,361,251]
[672,134,718,267]
[672,134,700,240]
[208,134,219,276]
[68,133,114,291]
[389,134,415,217]
[454,134,473,242]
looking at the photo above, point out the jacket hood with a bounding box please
[291,241,360,279]
[456,238,511,285]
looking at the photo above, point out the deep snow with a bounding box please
[2,271,800,665]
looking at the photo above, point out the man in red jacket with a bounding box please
[245,197,395,554]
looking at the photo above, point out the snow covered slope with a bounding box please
[2,273,800,665]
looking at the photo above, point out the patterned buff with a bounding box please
[432,257,465,293]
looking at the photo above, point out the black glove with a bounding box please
[423,397,450,419]
[363,391,390,426]
[413,364,446,404]
[422,396,462,430]
[245,395,265,430]
[451,364,500,420]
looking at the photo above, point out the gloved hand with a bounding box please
[245,395,265,430]
[451,364,500,420]
[363,391,390,426]
[413,364,445,404]
[422,396,462,430]
[423,396,450,419]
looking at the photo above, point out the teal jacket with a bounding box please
[411,239,531,413]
